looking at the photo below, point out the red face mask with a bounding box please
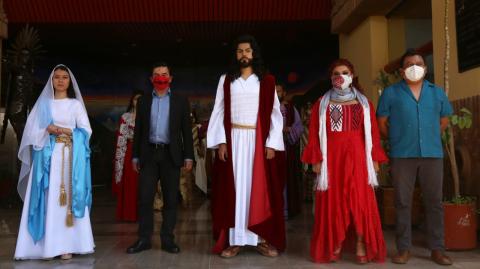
[331,75,345,89]
[152,75,170,91]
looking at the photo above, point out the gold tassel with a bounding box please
[59,185,67,206]
[56,135,75,228]
[66,209,74,227]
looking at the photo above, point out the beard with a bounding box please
[238,57,253,68]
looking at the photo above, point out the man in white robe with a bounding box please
[207,35,285,258]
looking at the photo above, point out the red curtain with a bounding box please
[5,0,331,23]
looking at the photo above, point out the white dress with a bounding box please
[207,74,284,246]
[14,98,95,260]
[194,136,208,194]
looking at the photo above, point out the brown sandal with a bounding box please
[60,253,72,260]
[255,242,279,257]
[220,246,241,258]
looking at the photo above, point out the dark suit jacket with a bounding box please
[133,91,194,167]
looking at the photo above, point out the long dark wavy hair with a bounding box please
[126,90,144,113]
[227,35,267,81]
[328,58,364,93]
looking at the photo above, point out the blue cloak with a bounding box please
[27,128,92,243]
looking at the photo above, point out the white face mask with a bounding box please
[332,74,353,91]
[404,65,425,82]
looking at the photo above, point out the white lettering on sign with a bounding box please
[457,213,471,227]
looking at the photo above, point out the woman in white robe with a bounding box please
[14,65,94,260]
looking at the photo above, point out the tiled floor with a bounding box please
[1,187,479,269]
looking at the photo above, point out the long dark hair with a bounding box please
[227,35,267,81]
[126,90,144,113]
[328,58,364,92]
[53,65,77,98]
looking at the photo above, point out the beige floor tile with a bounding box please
[0,188,478,269]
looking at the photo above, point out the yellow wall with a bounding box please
[387,17,406,62]
[340,16,389,104]
[432,0,480,100]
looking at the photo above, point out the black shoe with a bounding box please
[161,242,180,253]
[126,239,152,254]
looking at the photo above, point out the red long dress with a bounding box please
[302,100,387,263]
[112,112,138,221]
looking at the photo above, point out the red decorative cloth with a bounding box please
[112,113,138,221]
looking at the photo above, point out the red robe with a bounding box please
[302,99,387,263]
[211,74,286,253]
[281,102,302,217]
[112,113,138,222]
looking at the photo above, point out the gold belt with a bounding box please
[55,135,72,144]
[55,135,74,227]
[232,123,256,129]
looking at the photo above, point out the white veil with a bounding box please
[17,64,87,200]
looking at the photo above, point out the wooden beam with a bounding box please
[383,40,433,73]
[331,0,403,34]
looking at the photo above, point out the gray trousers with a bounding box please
[391,158,445,251]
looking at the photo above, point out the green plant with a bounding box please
[378,140,391,186]
[374,70,401,93]
[442,108,473,144]
[448,195,476,205]
[441,0,475,205]
[442,107,473,202]
[374,70,400,186]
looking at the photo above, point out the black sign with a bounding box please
[455,0,480,72]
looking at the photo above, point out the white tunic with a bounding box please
[207,74,284,246]
[15,98,95,260]
[194,137,208,194]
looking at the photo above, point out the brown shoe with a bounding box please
[431,250,453,266]
[392,250,410,264]
[255,242,279,257]
[220,246,241,258]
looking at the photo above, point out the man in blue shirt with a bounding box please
[377,50,453,266]
[127,62,194,255]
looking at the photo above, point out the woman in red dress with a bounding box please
[302,59,387,264]
[113,91,143,221]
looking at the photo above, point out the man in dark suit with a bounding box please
[126,62,194,254]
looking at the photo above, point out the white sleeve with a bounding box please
[265,90,285,151]
[75,101,92,137]
[206,75,227,149]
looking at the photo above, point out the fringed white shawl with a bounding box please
[316,88,378,191]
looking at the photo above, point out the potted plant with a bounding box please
[441,0,477,250]
[442,108,476,250]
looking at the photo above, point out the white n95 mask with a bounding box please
[404,65,425,82]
